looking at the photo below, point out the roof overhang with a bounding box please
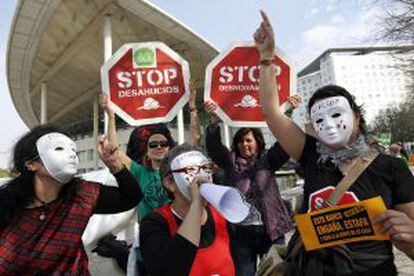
[7,0,219,132]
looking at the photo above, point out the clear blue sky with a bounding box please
[0,0,382,167]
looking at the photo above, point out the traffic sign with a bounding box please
[204,42,296,127]
[308,186,359,212]
[101,42,190,126]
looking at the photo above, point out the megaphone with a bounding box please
[200,183,250,223]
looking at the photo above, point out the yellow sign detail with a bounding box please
[294,197,389,251]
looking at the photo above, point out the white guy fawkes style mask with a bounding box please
[36,133,79,184]
[310,96,355,146]
[170,151,213,200]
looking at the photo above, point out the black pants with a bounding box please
[231,224,273,276]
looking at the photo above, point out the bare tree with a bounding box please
[370,0,414,87]
[369,0,414,141]
[371,100,414,142]
[378,0,414,43]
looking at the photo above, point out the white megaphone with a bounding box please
[200,183,250,223]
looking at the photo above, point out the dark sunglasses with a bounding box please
[148,140,170,149]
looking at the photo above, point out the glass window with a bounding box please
[78,151,86,162]
[87,149,94,161]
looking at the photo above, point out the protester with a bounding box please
[102,79,201,221]
[397,142,409,160]
[255,10,414,275]
[140,143,237,276]
[387,143,409,167]
[368,137,386,153]
[204,99,296,275]
[101,80,201,275]
[0,125,142,275]
[103,97,173,222]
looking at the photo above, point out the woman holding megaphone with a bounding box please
[139,143,244,276]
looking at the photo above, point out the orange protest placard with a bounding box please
[294,197,389,251]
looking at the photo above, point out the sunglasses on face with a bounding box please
[148,140,170,149]
[170,164,214,175]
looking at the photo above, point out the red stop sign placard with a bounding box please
[308,186,359,212]
[101,42,190,126]
[204,43,296,127]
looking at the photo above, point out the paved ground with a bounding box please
[88,248,413,276]
[395,247,414,276]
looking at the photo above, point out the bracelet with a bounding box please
[259,59,274,66]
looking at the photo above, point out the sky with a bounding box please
[0,0,385,168]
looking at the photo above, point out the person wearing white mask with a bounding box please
[255,10,414,275]
[139,143,237,276]
[0,125,142,275]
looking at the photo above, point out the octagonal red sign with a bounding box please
[308,186,359,212]
[204,43,296,127]
[101,42,190,126]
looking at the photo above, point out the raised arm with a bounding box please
[101,94,132,169]
[255,10,306,161]
[204,101,233,168]
[188,80,202,146]
[94,135,142,213]
[266,95,303,170]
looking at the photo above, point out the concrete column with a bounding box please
[177,109,185,144]
[103,14,112,135]
[224,124,231,149]
[93,99,99,169]
[40,82,47,124]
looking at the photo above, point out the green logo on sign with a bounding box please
[133,47,155,67]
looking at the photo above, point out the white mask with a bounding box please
[310,96,354,146]
[170,151,212,200]
[36,133,79,184]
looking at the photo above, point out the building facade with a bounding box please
[291,45,414,129]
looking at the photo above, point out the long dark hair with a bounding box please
[0,125,77,228]
[231,128,265,158]
[308,85,367,135]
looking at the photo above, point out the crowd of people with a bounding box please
[1,9,414,276]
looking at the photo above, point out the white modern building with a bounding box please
[291,45,414,129]
[7,0,219,173]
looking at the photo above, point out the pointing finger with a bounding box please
[260,10,271,27]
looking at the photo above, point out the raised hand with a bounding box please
[100,93,115,118]
[288,94,302,110]
[98,135,123,173]
[204,101,221,125]
[188,175,209,205]
[189,79,197,111]
[253,10,275,60]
